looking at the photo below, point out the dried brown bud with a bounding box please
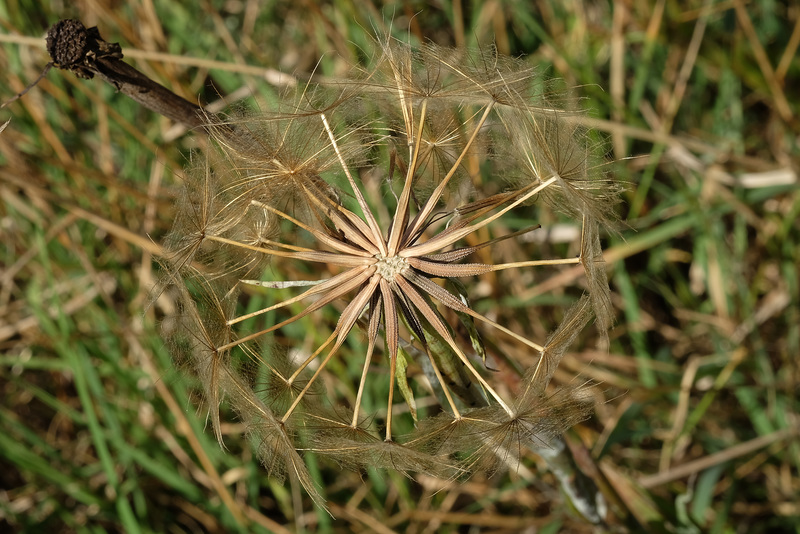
[46,19,88,68]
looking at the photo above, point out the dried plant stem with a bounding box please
[45,19,205,130]
[89,55,205,129]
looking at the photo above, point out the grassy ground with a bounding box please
[1,1,798,532]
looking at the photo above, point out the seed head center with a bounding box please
[374,253,408,280]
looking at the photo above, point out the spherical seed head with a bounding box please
[46,19,88,67]
[162,36,618,500]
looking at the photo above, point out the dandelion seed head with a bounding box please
[162,35,620,504]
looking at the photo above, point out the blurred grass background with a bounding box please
[1,0,798,532]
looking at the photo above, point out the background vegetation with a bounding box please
[1,0,798,532]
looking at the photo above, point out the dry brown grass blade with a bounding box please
[776,13,800,80]
[328,504,398,534]
[733,0,793,122]
[0,168,166,257]
[609,0,627,160]
[639,427,800,489]
[660,0,712,134]
[391,508,550,530]
[123,322,256,530]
